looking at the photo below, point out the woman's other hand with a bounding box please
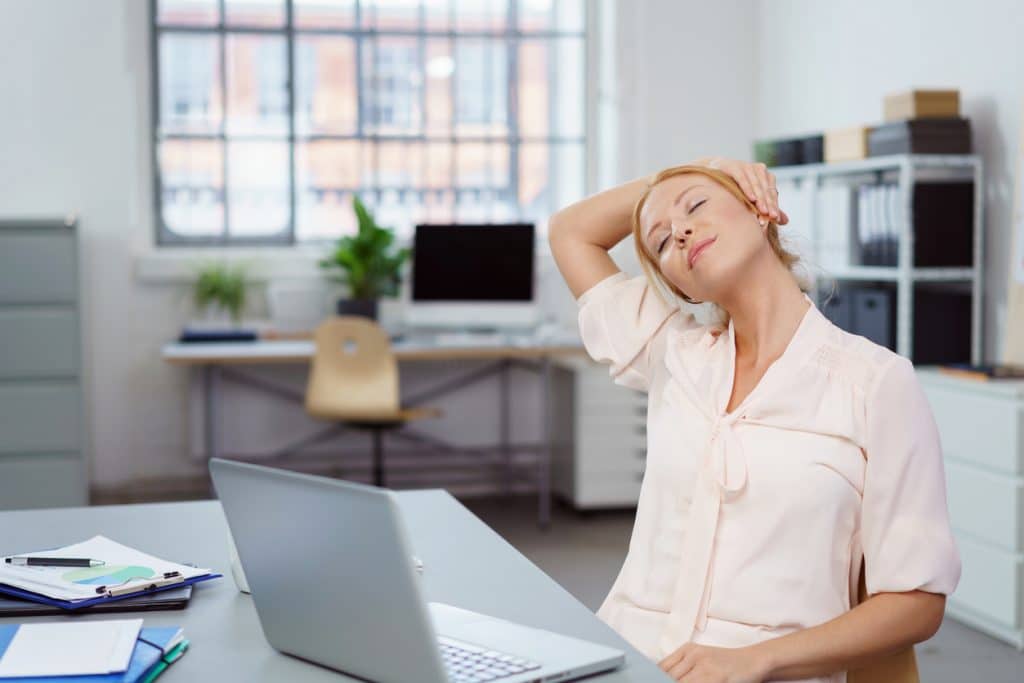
[658,642,769,683]
[700,158,789,226]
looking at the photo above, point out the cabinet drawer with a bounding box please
[922,383,1023,474]
[0,452,87,510]
[572,470,643,508]
[0,383,81,453]
[0,310,79,379]
[949,532,1022,631]
[0,232,77,304]
[946,462,1023,552]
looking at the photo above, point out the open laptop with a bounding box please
[209,458,625,683]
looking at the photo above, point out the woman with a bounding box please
[548,158,960,683]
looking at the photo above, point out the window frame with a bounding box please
[150,0,588,247]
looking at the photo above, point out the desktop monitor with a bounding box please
[406,223,537,329]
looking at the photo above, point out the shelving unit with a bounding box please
[774,154,983,364]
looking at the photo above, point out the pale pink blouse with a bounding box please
[577,272,960,683]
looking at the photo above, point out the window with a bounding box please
[153,0,587,245]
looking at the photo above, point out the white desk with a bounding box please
[0,496,667,681]
[162,335,586,527]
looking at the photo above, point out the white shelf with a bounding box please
[771,154,980,180]
[814,266,977,282]
[776,153,983,363]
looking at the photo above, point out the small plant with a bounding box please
[193,262,247,322]
[319,195,410,300]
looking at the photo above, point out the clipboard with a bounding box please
[0,585,193,617]
[0,574,220,611]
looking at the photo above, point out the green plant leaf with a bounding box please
[319,193,409,301]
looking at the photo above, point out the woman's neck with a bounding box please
[716,258,810,367]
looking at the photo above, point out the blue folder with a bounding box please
[0,574,220,611]
[0,625,184,682]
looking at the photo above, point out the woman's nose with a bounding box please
[671,220,692,240]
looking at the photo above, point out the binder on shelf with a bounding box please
[0,537,220,611]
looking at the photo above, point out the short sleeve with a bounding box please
[576,272,695,392]
[861,355,961,597]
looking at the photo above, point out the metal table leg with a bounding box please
[500,360,511,496]
[203,365,221,461]
[539,356,552,530]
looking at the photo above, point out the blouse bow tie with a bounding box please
[658,332,756,658]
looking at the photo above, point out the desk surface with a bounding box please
[0,496,665,681]
[162,336,586,365]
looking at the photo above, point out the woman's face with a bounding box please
[639,173,767,303]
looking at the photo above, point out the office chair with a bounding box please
[847,559,920,683]
[305,316,440,487]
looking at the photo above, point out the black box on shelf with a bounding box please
[868,117,971,156]
[774,139,803,166]
[913,182,974,267]
[754,134,824,167]
[851,288,896,350]
[913,285,972,364]
[799,135,824,164]
[817,284,896,350]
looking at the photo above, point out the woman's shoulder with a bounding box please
[808,314,909,396]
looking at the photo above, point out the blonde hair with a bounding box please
[631,165,806,307]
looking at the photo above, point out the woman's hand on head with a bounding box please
[658,642,769,683]
[700,158,789,226]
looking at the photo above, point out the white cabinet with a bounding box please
[553,359,647,509]
[917,368,1024,649]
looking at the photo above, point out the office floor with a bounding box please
[464,496,1024,683]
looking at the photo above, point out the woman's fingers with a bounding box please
[710,159,787,223]
[725,162,758,205]
[759,165,782,220]
[745,165,771,216]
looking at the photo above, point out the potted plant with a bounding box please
[319,195,410,320]
[192,262,247,324]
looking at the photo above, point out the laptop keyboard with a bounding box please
[438,637,542,682]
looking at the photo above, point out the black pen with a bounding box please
[5,557,104,567]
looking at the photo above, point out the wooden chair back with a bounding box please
[305,317,400,421]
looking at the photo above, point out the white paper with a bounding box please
[0,619,142,677]
[0,535,211,602]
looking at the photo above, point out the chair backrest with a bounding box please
[847,560,920,683]
[305,317,400,420]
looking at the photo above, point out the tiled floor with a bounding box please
[462,496,1024,683]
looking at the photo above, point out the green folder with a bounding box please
[139,640,190,683]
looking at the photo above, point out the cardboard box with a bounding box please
[824,126,873,162]
[884,89,960,121]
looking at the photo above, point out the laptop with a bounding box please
[209,458,625,683]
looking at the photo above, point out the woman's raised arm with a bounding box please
[547,174,654,299]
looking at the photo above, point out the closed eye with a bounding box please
[656,235,669,253]
[689,199,707,214]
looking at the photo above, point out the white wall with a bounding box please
[755,0,1024,362]
[0,0,756,490]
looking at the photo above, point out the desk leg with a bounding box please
[500,360,511,496]
[203,365,221,461]
[539,357,552,530]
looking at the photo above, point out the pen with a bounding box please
[4,557,105,567]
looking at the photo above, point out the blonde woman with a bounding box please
[548,159,960,683]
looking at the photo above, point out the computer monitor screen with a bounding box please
[412,224,535,302]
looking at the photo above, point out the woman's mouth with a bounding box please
[688,236,717,269]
